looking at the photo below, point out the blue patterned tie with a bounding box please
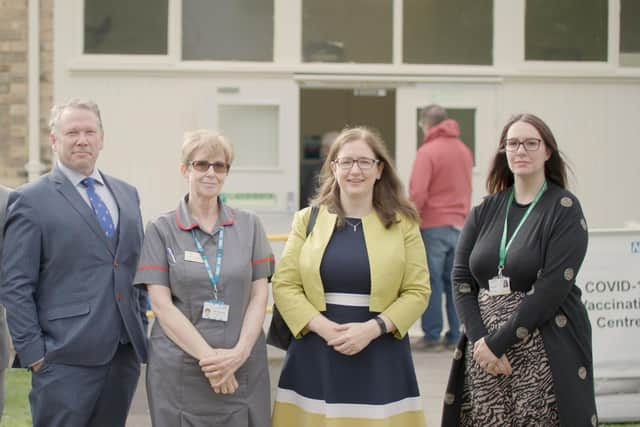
[81,178,116,239]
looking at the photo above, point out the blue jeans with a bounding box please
[420,226,460,344]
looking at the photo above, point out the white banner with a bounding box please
[576,229,640,422]
[576,229,640,378]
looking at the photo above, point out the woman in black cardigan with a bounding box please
[442,113,597,426]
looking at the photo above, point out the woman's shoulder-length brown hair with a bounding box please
[310,126,420,228]
[486,113,568,194]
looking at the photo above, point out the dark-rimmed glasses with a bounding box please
[503,138,542,152]
[190,160,229,173]
[334,157,380,170]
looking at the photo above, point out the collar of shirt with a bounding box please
[56,160,119,228]
[175,194,235,233]
[56,160,105,188]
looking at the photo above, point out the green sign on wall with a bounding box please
[224,192,277,208]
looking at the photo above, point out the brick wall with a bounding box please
[0,0,53,188]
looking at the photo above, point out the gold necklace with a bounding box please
[344,218,362,232]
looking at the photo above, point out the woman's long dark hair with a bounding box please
[486,113,568,194]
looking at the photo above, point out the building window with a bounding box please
[620,0,640,66]
[403,0,493,65]
[84,0,168,54]
[416,108,475,164]
[525,0,607,61]
[218,105,279,168]
[302,0,393,63]
[182,0,274,61]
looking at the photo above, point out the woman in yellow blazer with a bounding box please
[272,127,431,427]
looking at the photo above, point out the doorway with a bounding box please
[299,88,396,208]
[396,83,499,207]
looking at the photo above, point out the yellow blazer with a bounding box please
[272,205,431,339]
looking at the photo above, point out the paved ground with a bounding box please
[125,344,452,427]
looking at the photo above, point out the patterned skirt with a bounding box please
[460,290,560,426]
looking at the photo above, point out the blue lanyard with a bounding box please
[191,228,224,300]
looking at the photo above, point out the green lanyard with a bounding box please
[498,181,547,275]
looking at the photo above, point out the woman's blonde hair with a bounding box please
[311,126,419,228]
[181,129,234,166]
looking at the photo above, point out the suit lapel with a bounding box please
[50,168,114,255]
[102,173,124,251]
[0,186,10,252]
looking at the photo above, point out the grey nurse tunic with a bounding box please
[134,196,274,427]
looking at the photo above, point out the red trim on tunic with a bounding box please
[221,210,235,226]
[251,256,274,266]
[137,265,169,272]
[175,208,235,229]
[175,210,198,231]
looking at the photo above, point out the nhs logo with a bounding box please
[632,241,640,253]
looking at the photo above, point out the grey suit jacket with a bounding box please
[0,186,10,369]
[0,169,148,368]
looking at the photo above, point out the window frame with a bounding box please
[65,0,640,79]
[191,92,293,174]
[301,0,394,65]
[618,0,640,67]
[216,102,282,170]
[519,0,616,68]
[402,0,494,66]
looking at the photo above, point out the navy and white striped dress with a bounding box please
[273,221,424,426]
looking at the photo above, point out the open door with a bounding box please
[299,88,395,208]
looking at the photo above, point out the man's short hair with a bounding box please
[49,99,103,134]
[420,104,447,128]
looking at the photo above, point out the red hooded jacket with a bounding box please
[409,119,473,228]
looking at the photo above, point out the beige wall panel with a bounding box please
[501,80,640,228]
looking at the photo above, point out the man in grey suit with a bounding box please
[0,100,148,427]
[0,185,11,423]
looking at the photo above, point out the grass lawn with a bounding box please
[1,367,639,426]
[1,369,31,427]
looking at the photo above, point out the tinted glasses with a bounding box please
[190,160,230,173]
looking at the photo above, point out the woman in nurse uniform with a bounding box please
[134,130,274,426]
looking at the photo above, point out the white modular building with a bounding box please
[52,0,640,231]
[47,1,640,421]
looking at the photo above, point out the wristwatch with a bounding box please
[374,316,387,335]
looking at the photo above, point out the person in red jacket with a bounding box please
[409,105,473,351]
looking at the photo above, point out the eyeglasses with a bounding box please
[333,157,380,170]
[190,160,229,173]
[503,138,542,152]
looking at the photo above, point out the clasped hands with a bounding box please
[199,346,249,395]
[321,319,380,356]
[473,337,513,377]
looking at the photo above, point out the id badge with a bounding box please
[202,300,229,322]
[184,251,204,263]
[488,275,511,296]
